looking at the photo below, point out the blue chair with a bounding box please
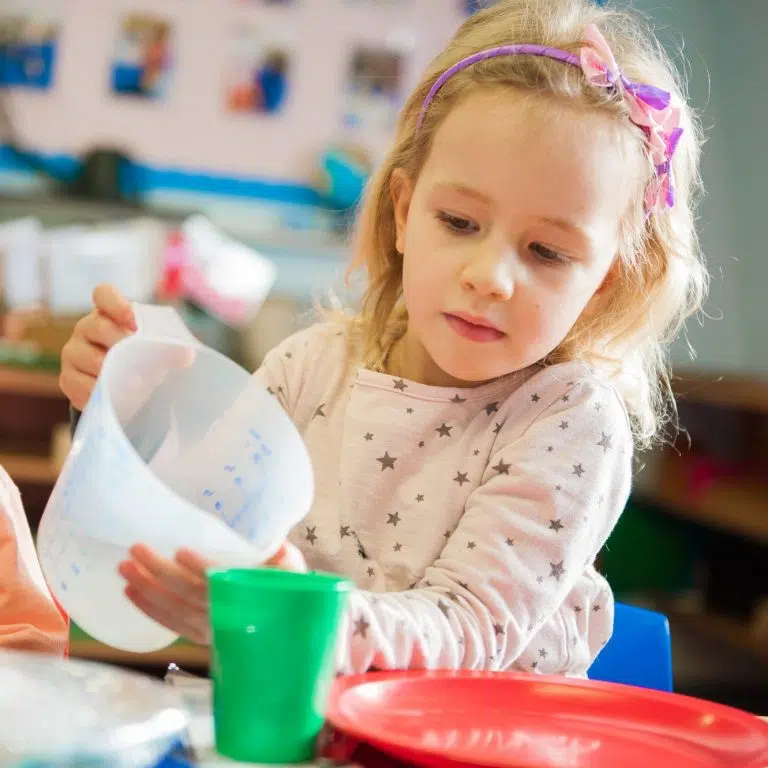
[587,602,673,692]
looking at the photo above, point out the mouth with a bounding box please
[444,312,506,343]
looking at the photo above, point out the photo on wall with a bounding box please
[110,13,173,100]
[0,0,61,90]
[464,0,499,13]
[342,46,403,136]
[224,23,290,115]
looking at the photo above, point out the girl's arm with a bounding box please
[0,466,68,654]
[333,379,632,676]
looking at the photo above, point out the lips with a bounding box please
[444,312,506,343]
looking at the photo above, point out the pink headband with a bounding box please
[416,24,683,212]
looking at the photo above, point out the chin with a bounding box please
[430,346,520,386]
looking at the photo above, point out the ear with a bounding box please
[390,168,414,255]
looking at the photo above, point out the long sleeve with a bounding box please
[332,378,631,675]
[0,466,68,654]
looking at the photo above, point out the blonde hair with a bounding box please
[344,0,708,448]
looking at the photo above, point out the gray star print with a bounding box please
[531,393,540,403]
[393,378,407,391]
[458,581,469,590]
[305,526,317,545]
[266,386,274,395]
[416,494,424,502]
[493,421,504,434]
[450,394,467,403]
[406,407,413,414]
[549,519,564,533]
[340,525,351,538]
[438,600,450,617]
[285,352,292,359]
[594,402,602,412]
[572,463,585,478]
[364,432,373,441]
[377,452,397,470]
[454,471,469,485]
[593,603,602,612]
[314,403,326,418]
[353,617,370,638]
[436,423,453,437]
[575,606,583,613]
[562,394,570,402]
[531,661,538,670]
[387,512,401,527]
[393,542,402,552]
[597,432,613,452]
[443,529,451,539]
[492,459,510,475]
[550,561,566,581]
[466,540,476,550]
[418,441,425,447]
[367,566,375,577]
[559,420,569,430]
[493,622,504,636]
[539,648,548,658]
[505,537,515,547]
[485,401,499,415]
[473,449,480,456]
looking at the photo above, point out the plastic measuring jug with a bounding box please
[37,307,314,653]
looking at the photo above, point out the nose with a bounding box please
[460,248,515,301]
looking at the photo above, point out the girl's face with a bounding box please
[392,88,644,387]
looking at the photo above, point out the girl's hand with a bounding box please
[118,541,307,645]
[60,285,137,411]
[119,545,212,644]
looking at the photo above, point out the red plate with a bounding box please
[326,671,768,768]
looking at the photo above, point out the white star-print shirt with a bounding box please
[257,322,632,676]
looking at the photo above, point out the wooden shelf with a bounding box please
[636,453,768,545]
[0,452,59,485]
[69,639,210,668]
[666,607,768,665]
[672,369,768,414]
[0,367,63,398]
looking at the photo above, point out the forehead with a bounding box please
[419,88,645,226]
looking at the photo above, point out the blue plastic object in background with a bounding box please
[588,602,673,692]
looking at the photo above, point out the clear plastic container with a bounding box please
[37,326,314,653]
[0,650,189,768]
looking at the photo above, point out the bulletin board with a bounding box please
[1,0,473,190]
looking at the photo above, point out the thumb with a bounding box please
[265,542,307,572]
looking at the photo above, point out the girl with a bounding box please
[1,465,68,653]
[60,0,706,676]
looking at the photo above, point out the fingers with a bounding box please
[59,364,98,412]
[265,541,308,572]
[92,284,137,331]
[125,544,208,607]
[119,545,211,645]
[123,583,209,645]
[79,311,133,350]
[176,548,213,575]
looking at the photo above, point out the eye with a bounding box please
[530,243,571,266]
[436,211,479,235]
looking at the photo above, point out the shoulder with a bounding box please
[497,361,632,449]
[256,320,355,415]
[267,320,351,367]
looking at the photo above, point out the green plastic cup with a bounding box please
[207,568,351,764]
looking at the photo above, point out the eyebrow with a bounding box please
[538,216,590,241]
[433,182,492,204]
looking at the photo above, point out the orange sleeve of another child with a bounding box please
[0,466,68,655]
